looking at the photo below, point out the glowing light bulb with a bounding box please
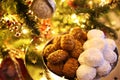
[74,19,79,24]
[22,29,29,34]
[60,0,65,5]
[0,58,3,64]
[51,30,56,35]
[100,0,110,6]
[81,24,85,28]
[71,13,80,25]
[88,0,93,8]
[61,0,65,2]
[71,13,77,19]
[35,43,44,52]
[111,21,116,25]
[3,14,17,21]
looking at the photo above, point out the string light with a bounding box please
[3,14,17,21]
[61,0,65,3]
[100,0,110,6]
[0,58,3,64]
[60,0,65,5]
[88,0,93,8]
[60,0,66,4]
[81,24,85,28]
[22,28,29,34]
[111,21,116,25]
[71,13,80,25]
[71,13,77,19]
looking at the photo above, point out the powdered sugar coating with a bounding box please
[76,65,96,80]
[83,38,107,52]
[78,48,104,67]
[87,29,105,39]
[103,48,117,64]
[105,38,116,50]
[97,60,112,76]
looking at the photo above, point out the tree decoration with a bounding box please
[31,0,56,19]
[39,19,52,39]
[15,0,40,35]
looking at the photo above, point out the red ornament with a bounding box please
[67,0,77,8]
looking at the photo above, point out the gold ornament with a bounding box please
[31,0,56,19]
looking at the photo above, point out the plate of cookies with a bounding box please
[42,27,119,80]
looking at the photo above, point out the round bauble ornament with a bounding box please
[31,0,56,19]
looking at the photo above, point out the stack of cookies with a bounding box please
[43,27,118,80]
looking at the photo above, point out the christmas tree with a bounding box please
[0,0,120,80]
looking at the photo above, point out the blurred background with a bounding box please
[0,0,120,80]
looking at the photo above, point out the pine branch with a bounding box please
[74,0,86,8]
[75,4,110,18]
[75,0,120,17]
[74,1,119,39]
[24,14,40,35]
[75,7,93,14]
[91,19,118,39]
[15,0,40,35]
[92,5,110,17]
[116,0,120,9]
[0,45,9,58]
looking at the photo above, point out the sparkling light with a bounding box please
[0,58,3,64]
[81,24,85,28]
[111,21,116,25]
[3,14,17,21]
[28,10,34,15]
[22,28,29,34]
[35,43,45,52]
[60,0,65,5]
[71,14,80,25]
[88,0,93,8]
[71,13,77,19]
[61,0,65,2]
[51,30,56,34]
[100,0,110,6]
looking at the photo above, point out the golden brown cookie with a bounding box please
[43,44,56,59]
[62,58,79,78]
[53,35,61,50]
[47,62,64,76]
[71,40,83,59]
[60,34,75,51]
[69,27,87,41]
[47,50,69,64]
